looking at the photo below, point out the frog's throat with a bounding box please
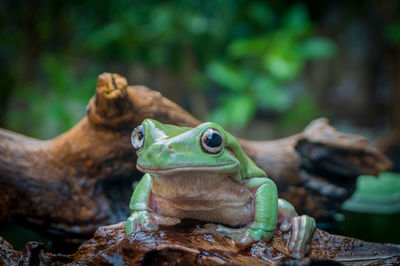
[136,162,240,176]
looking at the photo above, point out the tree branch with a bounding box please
[1,222,399,265]
[0,73,391,237]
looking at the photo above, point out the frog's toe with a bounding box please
[279,219,292,232]
[232,231,254,246]
[140,216,160,231]
[203,224,273,246]
[288,215,315,259]
[233,227,274,246]
[152,213,181,226]
[203,223,219,233]
[125,210,159,234]
[125,216,137,234]
[204,223,245,238]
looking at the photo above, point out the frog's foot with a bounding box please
[282,215,316,259]
[204,223,274,246]
[125,210,181,235]
[203,223,246,237]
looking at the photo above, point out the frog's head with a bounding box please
[131,119,265,181]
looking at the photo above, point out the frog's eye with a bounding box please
[200,128,223,154]
[131,125,145,152]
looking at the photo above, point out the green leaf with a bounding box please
[283,3,310,36]
[207,62,248,91]
[301,38,337,59]
[262,51,303,81]
[228,37,268,59]
[385,21,400,44]
[355,172,400,202]
[342,172,400,214]
[251,76,292,112]
[84,23,125,51]
[247,2,275,28]
[209,94,255,129]
[186,14,208,35]
[40,55,73,95]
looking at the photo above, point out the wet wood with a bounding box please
[0,73,391,237]
[1,221,399,265]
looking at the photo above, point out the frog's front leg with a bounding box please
[278,199,316,259]
[125,174,181,234]
[236,177,279,245]
[206,178,278,245]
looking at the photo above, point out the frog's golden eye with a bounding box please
[131,125,145,152]
[200,128,223,154]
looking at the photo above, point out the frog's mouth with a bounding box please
[136,163,239,175]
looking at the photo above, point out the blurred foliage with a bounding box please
[385,20,400,45]
[4,55,97,137]
[207,3,336,129]
[0,0,337,138]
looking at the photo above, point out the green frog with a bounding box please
[126,119,316,259]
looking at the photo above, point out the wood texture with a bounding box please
[1,221,399,265]
[0,73,391,237]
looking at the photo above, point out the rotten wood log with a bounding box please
[0,73,391,237]
[1,221,399,265]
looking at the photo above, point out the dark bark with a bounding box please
[0,73,391,237]
[1,221,399,265]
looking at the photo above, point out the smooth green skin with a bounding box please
[126,119,315,258]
